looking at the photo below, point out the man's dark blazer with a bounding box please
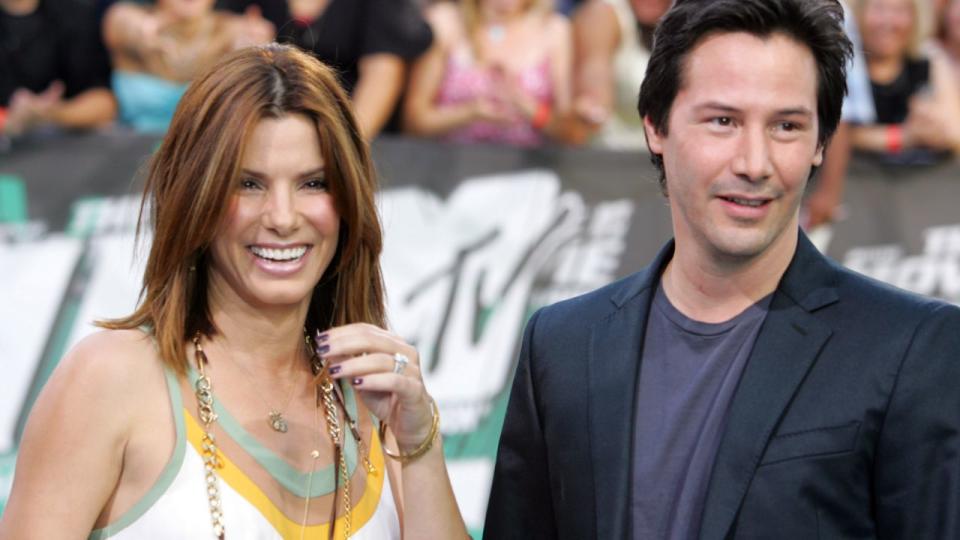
[484,231,960,539]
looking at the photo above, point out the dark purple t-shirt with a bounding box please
[632,283,772,539]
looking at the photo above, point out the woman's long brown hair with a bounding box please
[101,44,386,374]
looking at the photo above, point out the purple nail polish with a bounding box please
[316,344,330,355]
[316,331,329,342]
[352,377,363,386]
[329,365,341,375]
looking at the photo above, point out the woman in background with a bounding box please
[102,0,273,133]
[404,0,572,147]
[0,44,468,539]
[851,0,960,159]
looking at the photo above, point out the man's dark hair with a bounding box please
[637,0,853,189]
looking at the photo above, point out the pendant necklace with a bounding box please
[192,331,375,540]
[231,348,301,434]
[299,385,323,540]
[487,23,506,43]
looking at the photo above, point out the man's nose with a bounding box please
[731,126,774,182]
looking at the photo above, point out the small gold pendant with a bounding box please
[269,411,288,433]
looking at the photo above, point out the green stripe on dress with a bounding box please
[185,365,360,498]
[89,367,187,539]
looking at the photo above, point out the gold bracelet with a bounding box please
[379,398,440,464]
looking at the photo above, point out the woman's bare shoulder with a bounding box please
[66,328,161,371]
[102,2,149,48]
[53,329,168,411]
[543,12,573,41]
[0,329,170,536]
[425,1,465,46]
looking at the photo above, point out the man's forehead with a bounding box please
[674,30,820,105]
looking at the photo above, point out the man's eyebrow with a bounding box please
[775,107,815,117]
[239,167,326,179]
[693,102,742,114]
[692,102,815,118]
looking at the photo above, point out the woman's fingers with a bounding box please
[348,372,422,399]
[327,352,422,382]
[313,323,435,444]
[316,323,419,366]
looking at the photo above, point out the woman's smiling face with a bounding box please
[207,114,340,311]
[861,0,917,60]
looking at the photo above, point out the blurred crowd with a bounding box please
[2,0,959,219]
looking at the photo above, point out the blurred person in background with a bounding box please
[802,0,876,228]
[561,0,670,148]
[555,0,586,15]
[102,0,273,133]
[932,0,960,86]
[851,0,960,161]
[403,0,572,148]
[248,0,434,139]
[0,0,116,138]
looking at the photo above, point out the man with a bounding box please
[484,1,960,539]
[0,0,116,137]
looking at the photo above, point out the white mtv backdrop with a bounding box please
[0,170,635,531]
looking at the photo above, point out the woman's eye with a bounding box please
[239,178,260,190]
[303,178,328,190]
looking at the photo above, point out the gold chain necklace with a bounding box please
[192,331,373,539]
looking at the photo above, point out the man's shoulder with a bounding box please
[819,261,960,346]
[832,261,956,318]
[535,269,652,331]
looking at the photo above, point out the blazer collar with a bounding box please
[610,240,675,308]
[611,232,839,312]
[699,230,840,540]
[589,230,842,539]
[587,240,674,539]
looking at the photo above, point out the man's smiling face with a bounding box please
[644,31,825,264]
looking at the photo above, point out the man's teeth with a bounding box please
[727,197,765,207]
[250,246,307,261]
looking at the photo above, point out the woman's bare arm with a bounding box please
[403,3,493,137]
[353,53,406,139]
[0,332,143,539]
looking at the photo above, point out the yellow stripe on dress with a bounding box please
[185,409,385,540]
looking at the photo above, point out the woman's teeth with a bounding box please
[250,246,307,261]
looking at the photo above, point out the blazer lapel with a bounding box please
[699,233,839,540]
[587,242,674,539]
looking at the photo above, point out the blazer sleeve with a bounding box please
[483,308,559,540]
[874,303,960,538]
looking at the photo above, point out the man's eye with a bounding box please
[712,117,733,127]
[779,122,799,132]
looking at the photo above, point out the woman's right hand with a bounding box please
[470,97,512,124]
[905,96,954,150]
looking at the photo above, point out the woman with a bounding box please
[403,0,572,147]
[102,0,273,133]
[0,44,468,539]
[851,0,960,159]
